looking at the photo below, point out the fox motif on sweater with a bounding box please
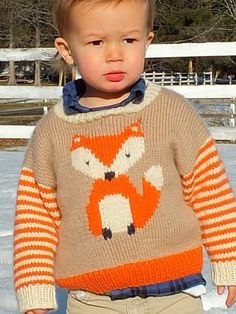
[71,121,164,239]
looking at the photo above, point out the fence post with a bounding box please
[43,106,48,115]
[230,101,236,127]
[161,72,165,86]
[152,71,155,83]
[179,73,182,85]
[171,71,173,86]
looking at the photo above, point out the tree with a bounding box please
[0,0,56,85]
[154,0,226,43]
[222,0,236,21]
[149,0,236,74]
[8,1,16,85]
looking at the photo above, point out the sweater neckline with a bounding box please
[63,78,146,114]
[53,80,161,124]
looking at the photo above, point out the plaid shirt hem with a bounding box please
[108,273,206,300]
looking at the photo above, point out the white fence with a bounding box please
[1,42,236,61]
[147,42,236,58]
[0,42,236,140]
[142,71,214,85]
[0,86,61,100]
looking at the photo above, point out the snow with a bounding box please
[0,145,236,313]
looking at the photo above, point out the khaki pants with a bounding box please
[66,291,204,314]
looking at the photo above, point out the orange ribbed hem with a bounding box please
[56,246,203,293]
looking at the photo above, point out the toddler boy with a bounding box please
[14,0,236,313]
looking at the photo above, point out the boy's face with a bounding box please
[55,0,154,99]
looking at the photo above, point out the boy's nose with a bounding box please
[105,44,123,62]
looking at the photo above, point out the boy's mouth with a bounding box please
[104,72,125,82]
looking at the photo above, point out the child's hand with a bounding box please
[217,285,236,308]
[26,310,48,314]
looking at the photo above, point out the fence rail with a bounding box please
[0,85,235,100]
[0,48,55,62]
[0,86,61,99]
[1,42,236,61]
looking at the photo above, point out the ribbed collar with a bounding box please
[63,78,146,115]
[54,80,161,124]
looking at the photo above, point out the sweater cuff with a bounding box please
[211,261,236,286]
[16,285,57,314]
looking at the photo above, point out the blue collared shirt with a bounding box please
[108,273,206,300]
[63,78,146,114]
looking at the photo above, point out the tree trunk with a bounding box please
[59,70,63,86]
[34,60,41,86]
[8,8,15,86]
[34,7,41,86]
[188,59,193,73]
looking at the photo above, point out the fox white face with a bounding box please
[71,136,145,180]
[71,147,108,179]
[112,137,145,175]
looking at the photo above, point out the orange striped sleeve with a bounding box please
[14,166,60,310]
[181,138,236,285]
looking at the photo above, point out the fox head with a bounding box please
[71,121,145,180]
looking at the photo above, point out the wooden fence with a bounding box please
[0,42,236,141]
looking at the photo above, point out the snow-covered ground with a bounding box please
[1,145,236,314]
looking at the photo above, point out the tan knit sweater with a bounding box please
[14,81,236,313]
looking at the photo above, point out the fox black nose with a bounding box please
[105,171,115,181]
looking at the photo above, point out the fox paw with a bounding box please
[127,223,135,235]
[102,227,112,240]
[145,165,164,189]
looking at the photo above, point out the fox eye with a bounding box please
[86,161,90,165]
[126,153,131,158]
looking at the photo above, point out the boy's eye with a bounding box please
[123,38,136,44]
[90,40,103,46]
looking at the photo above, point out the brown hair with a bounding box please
[53,0,155,37]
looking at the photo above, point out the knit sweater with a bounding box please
[14,81,236,313]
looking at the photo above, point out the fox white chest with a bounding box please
[99,194,133,232]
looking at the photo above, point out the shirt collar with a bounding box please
[63,78,146,115]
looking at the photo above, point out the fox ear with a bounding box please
[129,121,143,134]
[71,135,81,151]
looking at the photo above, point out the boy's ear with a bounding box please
[54,37,74,65]
[146,32,154,47]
